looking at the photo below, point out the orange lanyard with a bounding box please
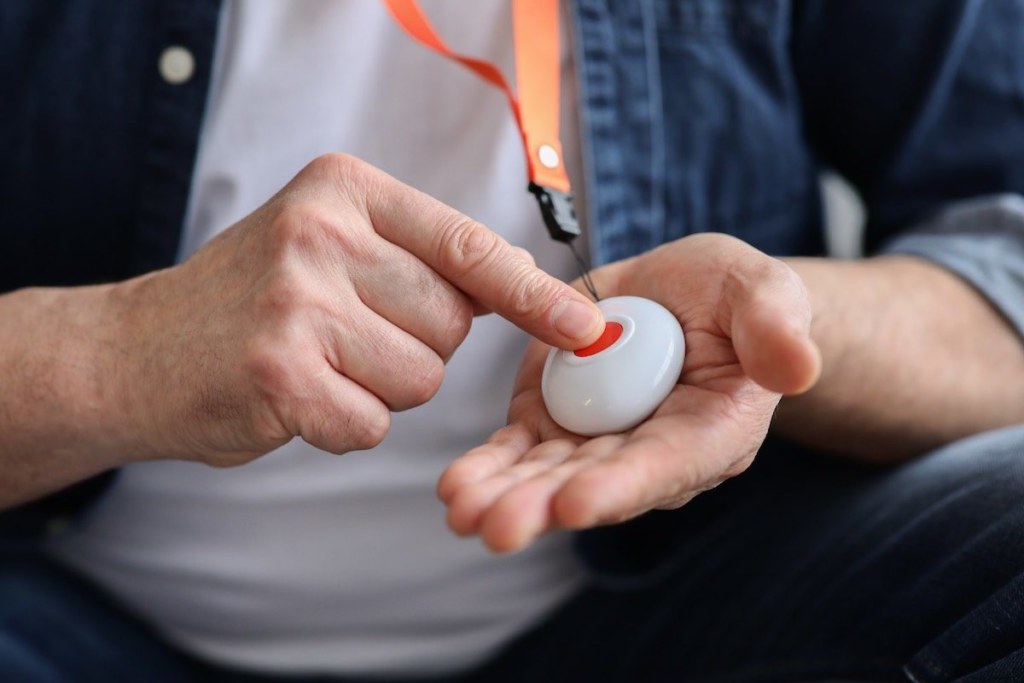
[381,0,582,243]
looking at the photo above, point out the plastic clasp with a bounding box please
[528,182,581,243]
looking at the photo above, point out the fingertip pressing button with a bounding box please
[542,296,685,436]
[574,322,624,358]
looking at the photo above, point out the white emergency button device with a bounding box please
[541,296,685,436]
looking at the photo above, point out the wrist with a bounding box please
[51,282,154,468]
[770,257,859,447]
[99,271,186,464]
[0,284,144,508]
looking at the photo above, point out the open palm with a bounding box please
[438,234,821,552]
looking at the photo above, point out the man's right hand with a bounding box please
[105,154,603,467]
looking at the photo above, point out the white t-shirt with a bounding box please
[51,1,589,677]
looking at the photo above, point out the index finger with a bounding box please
[362,165,604,349]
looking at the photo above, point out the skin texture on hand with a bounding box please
[108,154,605,467]
[774,255,1024,460]
[438,234,821,553]
[0,154,604,509]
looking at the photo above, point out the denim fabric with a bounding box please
[0,557,204,682]
[4,0,1024,540]
[0,0,221,288]
[568,0,1024,577]
[0,0,221,545]
[571,0,1024,267]
[3,0,1024,679]
[5,426,1024,682]
[571,0,824,265]
[881,195,1024,338]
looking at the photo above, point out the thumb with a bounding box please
[728,260,821,395]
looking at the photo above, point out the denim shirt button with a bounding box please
[158,45,195,85]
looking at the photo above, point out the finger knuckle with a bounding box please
[266,203,371,296]
[348,405,391,450]
[725,258,774,297]
[435,215,501,280]
[764,256,802,292]
[298,410,344,454]
[269,201,336,256]
[405,355,446,406]
[303,152,362,182]
[406,269,473,356]
[242,343,296,407]
[299,153,381,212]
[511,246,536,267]
[777,260,813,313]
[258,265,312,319]
[733,252,801,301]
[505,269,553,321]
[438,299,473,355]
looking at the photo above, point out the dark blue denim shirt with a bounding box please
[3,1,1024,577]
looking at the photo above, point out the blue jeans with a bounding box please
[3,427,1024,682]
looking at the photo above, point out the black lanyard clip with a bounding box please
[528,182,581,243]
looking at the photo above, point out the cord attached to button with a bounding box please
[528,182,600,301]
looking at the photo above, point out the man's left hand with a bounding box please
[437,234,821,552]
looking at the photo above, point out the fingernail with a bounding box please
[553,299,601,341]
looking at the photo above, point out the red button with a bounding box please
[574,322,624,358]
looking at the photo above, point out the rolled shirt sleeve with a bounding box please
[880,194,1024,338]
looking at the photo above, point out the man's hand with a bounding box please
[437,234,821,552]
[100,154,602,469]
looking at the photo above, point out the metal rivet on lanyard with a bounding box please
[381,0,600,301]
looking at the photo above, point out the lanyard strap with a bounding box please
[381,0,581,242]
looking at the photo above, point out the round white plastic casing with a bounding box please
[541,296,685,437]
